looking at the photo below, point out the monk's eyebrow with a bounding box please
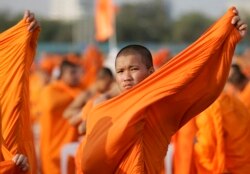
[129,65,140,68]
[115,67,123,72]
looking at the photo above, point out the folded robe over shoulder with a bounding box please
[81,7,241,174]
[195,92,250,173]
[0,20,40,173]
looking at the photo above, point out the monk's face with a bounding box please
[115,54,153,91]
[96,76,113,93]
[62,66,82,87]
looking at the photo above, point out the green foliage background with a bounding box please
[0,1,249,44]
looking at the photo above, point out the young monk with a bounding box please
[79,8,247,174]
[75,68,119,174]
[39,60,82,174]
[0,10,40,173]
[63,67,115,127]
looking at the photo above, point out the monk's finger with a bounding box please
[27,21,37,32]
[15,154,24,166]
[22,163,29,171]
[23,10,30,21]
[21,156,28,166]
[231,16,240,25]
[27,12,35,23]
[239,24,248,31]
[236,20,244,28]
[12,155,18,163]
[232,8,239,15]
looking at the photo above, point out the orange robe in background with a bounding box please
[172,119,197,174]
[0,20,40,173]
[29,72,47,124]
[195,92,250,173]
[81,46,104,87]
[75,97,97,174]
[81,8,241,173]
[153,48,171,69]
[240,82,250,111]
[40,80,81,174]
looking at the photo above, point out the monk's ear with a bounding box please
[148,67,155,74]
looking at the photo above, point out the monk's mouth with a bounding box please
[123,84,133,89]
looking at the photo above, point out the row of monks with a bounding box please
[30,45,172,174]
[1,7,249,174]
[30,49,250,174]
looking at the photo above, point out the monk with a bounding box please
[79,8,247,174]
[194,91,250,173]
[0,10,40,173]
[40,60,82,174]
[63,67,115,127]
[75,68,119,174]
[171,63,249,174]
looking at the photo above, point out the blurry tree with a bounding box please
[0,9,249,44]
[0,12,73,42]
[0,11,21,31]
[116,0,172,43]
[172,13,214,43]
[39,20,73,42]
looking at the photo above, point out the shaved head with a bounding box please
[115,44,153,69]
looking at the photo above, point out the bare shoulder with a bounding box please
[93,94,110,106]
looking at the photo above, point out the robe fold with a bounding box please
[81,7,241,173]
[75,97,96,174]
[40,80,81,174]
[195,92,250,173]
[240,82,250,112]
[0,19,40,173]
[172,118,197,174]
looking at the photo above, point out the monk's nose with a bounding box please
[123,71,133,81]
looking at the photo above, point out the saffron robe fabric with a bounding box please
[172,118,197,174]
[195,92,250,173]
[40,80,81,174]
[240,82,250,112]
[81,8,241,173]
[0,19,40,173]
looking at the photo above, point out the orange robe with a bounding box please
[29,71,46,123]
[81,45,104,88]
[75,97,96,174]
[81,8,241,173]
[195,92,250,173]
[172,118,197,174]
[240,82,250,112]
[0,20,40,173]
[40,80,81,174]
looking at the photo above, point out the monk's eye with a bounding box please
[131,67,139,71]
[116,70,123,74]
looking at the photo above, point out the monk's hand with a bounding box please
[78,121,87,135]
[12,154,29,172]
[232,8,248,38]
[23,10,40,32]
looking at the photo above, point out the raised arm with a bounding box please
[63,90,93,125]
[89,8,247,134]
[0,10,40,173]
